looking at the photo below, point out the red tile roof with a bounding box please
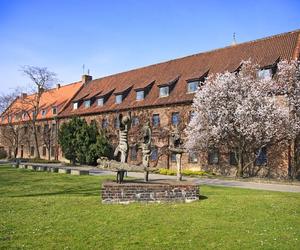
[56,29,300,117]
[1,82,82,124]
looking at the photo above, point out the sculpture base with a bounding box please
[102,180,200,204]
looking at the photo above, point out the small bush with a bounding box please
[28,158,60,164]
[157,168,214,177]
[0,148,7,159]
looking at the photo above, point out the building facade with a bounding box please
[1,29,300,178]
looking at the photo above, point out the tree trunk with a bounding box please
[294,135,300,179]
[33,124,40,159]
[14,146,18,159]
[236,149,244,177]
[71,158,76,166]
[48,148,51,161]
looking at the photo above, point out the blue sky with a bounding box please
[0,0,299,93]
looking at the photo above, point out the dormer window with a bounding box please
[41,109,46,117]
[116,94,123,104]
[136,90,144,101]
[159,86,169,97]
[97,98,104,106]
[187,81,199,93]
[52,107,57,115]
[258,68,273,80]
[84,100,90,108]
[73,102,78,110]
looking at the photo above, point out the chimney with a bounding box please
[56,83,61,89]
[82,74,92,84]
[21,93,27,99]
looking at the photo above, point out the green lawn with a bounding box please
[0,166,299,250]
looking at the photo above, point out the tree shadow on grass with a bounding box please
[4,186,101,198]
[199,195,208,200]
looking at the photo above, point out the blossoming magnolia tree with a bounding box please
[185,60,300,177]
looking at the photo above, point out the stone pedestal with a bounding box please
[58,168,71,174]
[71,169,89,175]
[19,164,27,169]
[36,166,47,171]
[176,154,182,181]
[27,165,36,170]
[102,180,200,204]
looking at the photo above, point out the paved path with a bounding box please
[4,163,300,193]
[90,170,300,193]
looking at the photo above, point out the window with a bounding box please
[189,111,196,122]
[24,126,28,134]
[73,102,78,110]
[208,149,219,164]
[97,98,104,106]
[255,147,267,166]
[229,151,238,165]
[152,114,160,127]
[37,125,41,133]
[136,90,144,101]
[52,107,57,115]
[189,151,198,163]
[116,94,122,104]
[41,109,46,117]
[52,124,56,134]
[114,117,120,129]
[30,146,35,157]
[159,86,169,97]
[22,112,27,120]
[171,112,180,125]
[84,100,90,108]
[51,147,55,157]
[44,124,50,133]
[258,69,272,80]
[130,146,137,161]
[132,116,139,127]
[171,153,176,162]
[102,118,108,129]
[151,147,158,161]
[187,81,199,93]
[42,146,46,156]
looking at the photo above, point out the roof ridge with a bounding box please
[89,28,300,83]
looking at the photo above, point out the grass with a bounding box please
[0,166,299,250]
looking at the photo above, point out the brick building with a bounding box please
[1,29,300,177]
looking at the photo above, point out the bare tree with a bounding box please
[0,89,26,158]
[42,121,58,160]
[19,66,57,159]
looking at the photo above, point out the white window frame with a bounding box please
[159,86,169,97]
[73,102,78,110]
[116,94,123,104]
[84,99,91,108]
[136,90,144,101]
[97,98,104,106]
[258,68,272,80]
[187,81,199,93]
